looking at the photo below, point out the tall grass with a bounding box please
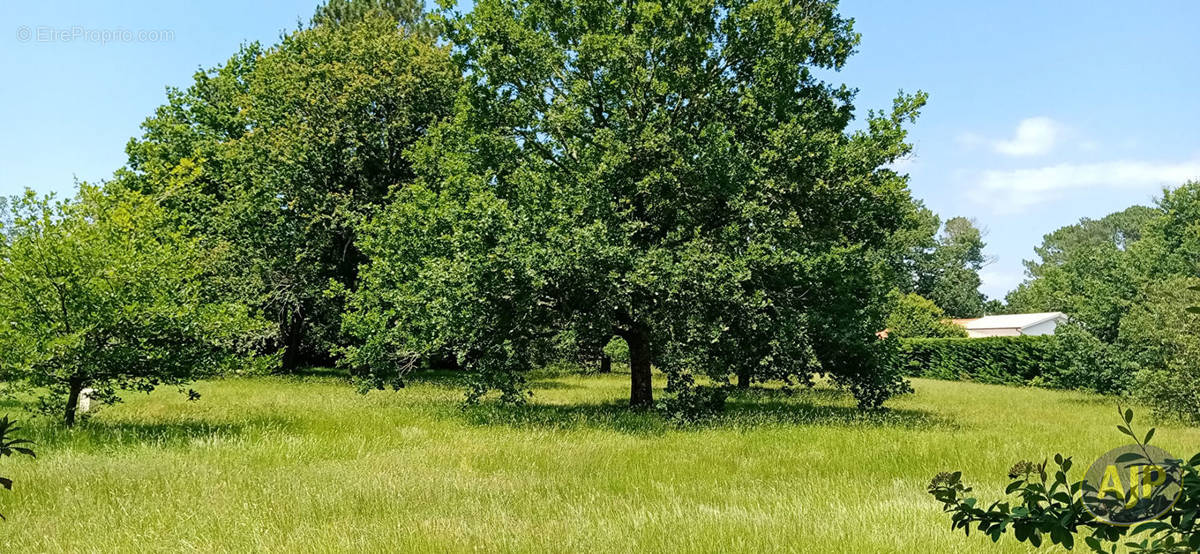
[1,368,1196,552]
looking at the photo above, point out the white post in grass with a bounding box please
[78,387,95,414]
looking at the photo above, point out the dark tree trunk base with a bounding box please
[736,368,751,389]
[625,327,653,409]
[64,375,84,427]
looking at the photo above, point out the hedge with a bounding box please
[890,335,1060,387]
[888,331,1133,395]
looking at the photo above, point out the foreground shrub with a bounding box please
[929,409,1199,552]
[0,416,35,520]
[656,374,728,424]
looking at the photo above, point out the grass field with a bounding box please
[2,368,1197,553]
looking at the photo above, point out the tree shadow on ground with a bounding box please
[23,414,302,451]
[274,366,352,380]
[1061,395,1118,407]
[462,386,954,436]
[403,369,469,388]
[526,379,583,390]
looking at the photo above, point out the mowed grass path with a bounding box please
[2,369,1197,553]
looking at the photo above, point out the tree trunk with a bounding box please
[598,353,611,374]
[625,327,653,409]
[736,367,751,389]
[280,311,305,372]
[64,374,85,427]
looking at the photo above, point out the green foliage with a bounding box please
[1006,189,1197,343]
[884,291,968,339]
[119,16,457,369]
[0,187,271,425]
[312,0,434,37]
[930,409,1200,553]
[345,0,927,410]
[892,332,1129,394]
[602,336,629,365]
[1003,183,1200,404]
[655,373,728,424]
[893,336,1057,386]
[1048,323,1133,394]
[0,415,35,520]
[1125,278,1200,423]
[912,217,991,318]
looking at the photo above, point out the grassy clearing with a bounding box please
[1,369,1196,552]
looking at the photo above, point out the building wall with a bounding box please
[1021,319,1061,336]
[966,328,1021,338]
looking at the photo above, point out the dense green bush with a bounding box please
[1123,279,1200,423]
[1042,323,1134,394]
[892,331,1130,394]
[884,291,968,339]
[893,336,1058,386]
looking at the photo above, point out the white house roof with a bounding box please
[963,312,1066,331]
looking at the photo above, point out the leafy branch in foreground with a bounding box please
[0,415,36,520]
[929,408,1200,553]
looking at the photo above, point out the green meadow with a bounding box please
[2,370,1195,553]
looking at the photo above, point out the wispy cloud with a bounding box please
[969,159,1200,213]
[957,117,1065,157]
[992,117,1062,156]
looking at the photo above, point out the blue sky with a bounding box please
[3,1,1199,299]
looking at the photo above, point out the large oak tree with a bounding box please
[117,15,457,369]
[346,0,928,410]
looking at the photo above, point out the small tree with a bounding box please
[884,291,968,339]
[0,187,271,426]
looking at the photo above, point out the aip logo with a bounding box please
[1082,444,1183,526]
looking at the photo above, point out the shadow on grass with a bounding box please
[526,379,584,390]
[462,386,954,436]
[404,369,583,391]
[274,366,352,380]
[404,369,469,388]
[1061,394,1119,407]
[24,414,301,451]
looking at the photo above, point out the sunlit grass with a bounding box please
[1,368,1196,552]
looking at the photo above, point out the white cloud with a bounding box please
[992,117,1062,157]
[969,159,1200,214]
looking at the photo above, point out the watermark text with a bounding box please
[16,25,175,44]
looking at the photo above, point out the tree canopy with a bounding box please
[344,0,928,410]
[884,292,968,339]
[903,216,990,318]
[1006,181,1200,419]
[117,15,458,369]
